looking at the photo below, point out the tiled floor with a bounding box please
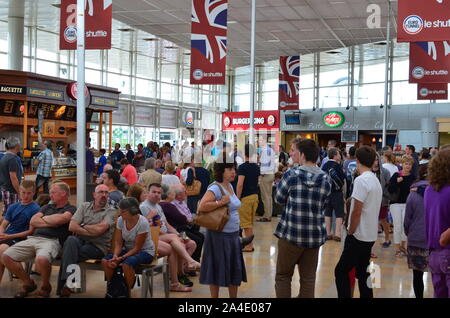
[0,217,434,298]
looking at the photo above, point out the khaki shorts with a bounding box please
[3,236,61,263]
[238,194,259,229]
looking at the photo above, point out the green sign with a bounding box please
[323,111,345,128]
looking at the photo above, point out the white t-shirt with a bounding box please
[382,163,399,178]
[117,215,155,256]
[161,174,181,187]
[348,171,382,242]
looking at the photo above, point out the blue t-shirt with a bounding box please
[208,183,241,233]
[98,156,107,175]
[4,202,40,235]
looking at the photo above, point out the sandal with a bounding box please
[35,284,52,298]
[257,218,271,222]
[186,261,201,272]
[395,250,405,257]
[333,236,341,242]
[14,280,37,298]
[170,283,192,292]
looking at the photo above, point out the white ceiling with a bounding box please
[0,0,399,68]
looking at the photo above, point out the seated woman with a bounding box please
[140,184,200,289]
[126,183,148,204]
[102,198,155,297]
[0,181,40,284]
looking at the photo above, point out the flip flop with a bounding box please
[242,248,255,252]
[170,283,193,292]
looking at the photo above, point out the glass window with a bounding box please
[107,73,131,95]
[0,52,7,68]
[392,81,429,105]
[392,57,409,81]
[299,88,314,109]
[183,86,198,105]
[85,50,102,70]
[201,90,213,107]
[261,91,277,110]
[301,69,314,89]
[108,48,130,75]
[319,64,349,87]
[354,59,387,84]
[36,30,58,61]
[136,78,156,98]
[320,84,348,108]
[112,125,131,148]
[134,127,155,146]
[86,69,102,85]
[161,83,178,101]
[137,54,156,80]
[233,94,250,111]
[161,63,178,83]
[36,60,58,77]
[235,74,251,94]
[354,83,385,107]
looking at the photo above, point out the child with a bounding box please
[97,149,107,176]
[0,180,40,283]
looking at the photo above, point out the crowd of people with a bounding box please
[0,134,449,298]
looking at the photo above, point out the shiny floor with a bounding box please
[0,217,434,298]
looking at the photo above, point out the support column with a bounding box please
[99,111,103,150]
[23,101,28,149]
[8,0,25,71]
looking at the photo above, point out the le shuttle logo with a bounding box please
[398,0,450,42]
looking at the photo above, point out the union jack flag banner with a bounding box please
[190,0,228,85]
[409,41,450,83]
[279,56,300,110]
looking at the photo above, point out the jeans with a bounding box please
[275,238,320,298]
[34,175,51,200]
[335,235,374,298]
[429,249,450,298]
[57,236,104,294]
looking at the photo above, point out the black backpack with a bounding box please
[105,269,129,298]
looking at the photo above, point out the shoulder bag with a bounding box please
[194,182,230,232]
[185,167,202,196]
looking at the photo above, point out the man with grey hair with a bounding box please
[2,181,76,298]
[0,137,23,216]
[33,140,54,200]
[57,183,116,297]
[139,158,162,190]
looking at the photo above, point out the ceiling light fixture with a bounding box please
[165,46,179,49]
[118,28,134,32]
[51,3,61,8]
[228,21,238,24]
[143,38,158,41]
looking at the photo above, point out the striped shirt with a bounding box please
[274,165,331,248]
[36,149,53,177]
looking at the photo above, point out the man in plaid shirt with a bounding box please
[274,138,331,298]
[34,140,53,199]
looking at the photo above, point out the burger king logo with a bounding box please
[267,115,276,126]
[403,15,424,35]
[185,112,194,125]
[224,116,231,127]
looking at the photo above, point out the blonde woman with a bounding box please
[162,161,181,187]
[388,155,415,257]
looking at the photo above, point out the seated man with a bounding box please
[140,183,200,288]
[166,184,204,264]
[0,181,40,284]
[2,181,76,298]
[57,184,117,297]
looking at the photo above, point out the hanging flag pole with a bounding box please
[249,0,256,145]
[76,0,86,206]
[382,0,391,148]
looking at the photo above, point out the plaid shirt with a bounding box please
[274,165,331,248]
[36,149,53,177]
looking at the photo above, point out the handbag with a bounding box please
[194,182,230,232]
[185,168,202,196]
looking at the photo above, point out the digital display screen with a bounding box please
[285,114,301,125]
[342,130,358,143]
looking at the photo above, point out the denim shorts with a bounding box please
[103,250,153,269]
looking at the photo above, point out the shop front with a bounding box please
[280,103,449,151]
[437,118,450,146]
[0,70,119,188]
[222,110,281,152]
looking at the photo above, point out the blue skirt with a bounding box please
[199,230,247,287]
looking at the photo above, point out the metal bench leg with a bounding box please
[163,263,170,298]
[80,266,87,293]
[141,271,149,298]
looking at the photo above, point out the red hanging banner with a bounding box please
[417,83,448,100]
[397,0,450,42]
[279,56,300,110]
[190,0,228,85]
[60,0,112,50]
[409,41,450,83]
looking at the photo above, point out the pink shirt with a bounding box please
[121,165,138,185]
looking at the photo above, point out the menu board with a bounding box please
[0,100,19,116]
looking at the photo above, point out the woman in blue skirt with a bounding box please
[197,158,247,298]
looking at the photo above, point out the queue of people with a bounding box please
[0,134,448,299]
